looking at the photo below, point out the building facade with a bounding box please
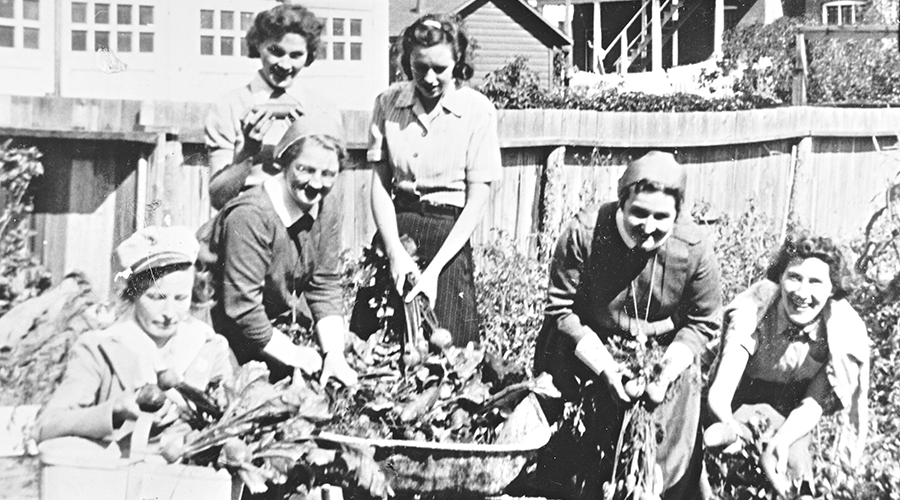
[0,0,389,110]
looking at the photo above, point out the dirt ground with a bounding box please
[1,457,39,500]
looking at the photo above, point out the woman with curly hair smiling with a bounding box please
[706,233,870,498]
[204,3,342,210]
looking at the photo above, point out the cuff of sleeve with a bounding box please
[574,333,616,376]
[366,150,383,163]
[673,328,706,357]
[466,170,501,184]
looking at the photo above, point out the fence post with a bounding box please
[792,33,808,106]
[787,136,813,229]
[542,146,566,247]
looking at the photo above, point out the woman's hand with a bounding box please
[112,392,142,426]
[388,248,421,296]
[239,108,276,155]
[406,266,438,309]
[601,365,632,403]
[319,351,359,387]
[761,439,792,497]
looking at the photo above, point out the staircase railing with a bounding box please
[597,0,682,74]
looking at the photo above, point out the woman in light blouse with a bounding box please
[361,14,502,346]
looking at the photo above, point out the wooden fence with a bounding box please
[2,94,900,294]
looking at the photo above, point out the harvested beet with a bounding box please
[136,384,166,412]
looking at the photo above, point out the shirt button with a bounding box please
[413,153,419,158]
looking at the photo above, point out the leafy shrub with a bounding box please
[477,57,778,112]
[719,14,900,106]
[0,140,50,316]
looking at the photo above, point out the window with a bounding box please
[117,4,130,24]
[72,2,86,22]
[200,7,254,57]
[94,3,108,24]
[320,16,363,62]
[23,25,37,47]
[139,31,152,52]
[200,9,213,29]
[200,34,213,55]
[0,25,12,47]
[117,31,131,51]
[69,3,154,54]
[23,0,37,20]
[72,29,86,50]
[95,30,108,49]
[0,0,41,49]
[822,0,864,25]
[138,5,152,25]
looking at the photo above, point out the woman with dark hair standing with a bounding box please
[359,14,502,347]
[706,234,869,498]
[204,3,342,210]
[34,226,236,449]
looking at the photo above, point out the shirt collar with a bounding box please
[264,174,318,228]
[396,81,464,117]
[775,299,822,341]
[248,70,307,109]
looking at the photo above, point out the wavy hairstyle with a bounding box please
[765,233,852,300]
[246,4,323,65]
[399,14,474,81]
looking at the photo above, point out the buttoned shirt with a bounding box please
[367,82,502,208]
[205,71,342,175]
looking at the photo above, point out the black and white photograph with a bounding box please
[0,0,898,499]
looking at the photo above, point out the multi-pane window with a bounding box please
[822,0,864,25]
[199,7,253,57]
[70,1,154,53]
[320,16,363,61]
[0,0,41,49]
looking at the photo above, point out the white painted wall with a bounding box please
[0,0,388,111]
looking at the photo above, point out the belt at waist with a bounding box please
[393,192,462,217]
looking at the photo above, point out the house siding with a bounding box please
[463,2,555,87]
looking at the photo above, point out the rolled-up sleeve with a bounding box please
[219,205,276,352]
[366,93,387,164]
[545,216,591,343]
[465,98,502,185]
[305,192,343,322]
[674,239,723,355]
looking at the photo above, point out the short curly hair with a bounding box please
[765,233,851,300]
[246,4,323,65]
[399,14,474,81]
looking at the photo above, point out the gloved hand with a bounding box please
[574,332,631,402]
[646,341,694,404]
[319,350,359,387]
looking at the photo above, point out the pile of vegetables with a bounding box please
[144,241,560,499]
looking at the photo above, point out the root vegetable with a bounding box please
[429,328,453,350]
[219,438,252,467]
[135,384,166,413]
[623,378,646,399]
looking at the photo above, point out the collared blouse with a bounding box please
[205,71,342,175]
[367,82,502,208]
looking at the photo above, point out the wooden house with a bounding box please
[389,0,572,87]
